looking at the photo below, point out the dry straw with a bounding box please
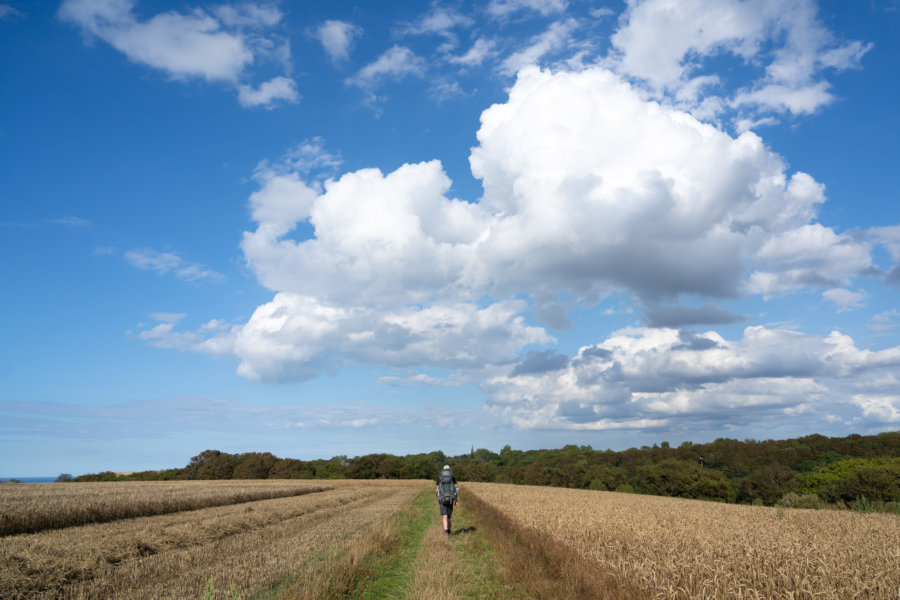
[1,480,424,599]
[0,480,332,536]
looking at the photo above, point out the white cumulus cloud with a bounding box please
[144,66,880,396]
[237,76,300,108]
[610,0,871,121]
[231,293,550,382]
[485,326,900,430]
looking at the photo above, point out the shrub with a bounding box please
[802,457,900,497]
[779,493,826,509]
[816,460,900,504]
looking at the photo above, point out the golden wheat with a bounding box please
[468,482,900,600]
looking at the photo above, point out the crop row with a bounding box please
[467,482,900,599]
[0,481,423,599]
[0,480,338,536]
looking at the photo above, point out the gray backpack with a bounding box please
[438,468,456,506]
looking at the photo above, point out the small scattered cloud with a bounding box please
[0,4,24,21]
[151,312,187,324]
[378,371,463,387]
[259,137,343,177]
[448,37,497,68]
[395,5,472,39]
[211,3,282,28]
[590,8,615,19]
[49,216,93,228]
[237,76,299,108]
[346,45,426,89]
[869,225,900,280]
[749,224,871,298]
[428,79,464,103]
[869,310,900,334]
[500,18,579,76]
[58,0,297,108]
[314,19,362,64]
[124,248,224,283]
[487,0,567,19]
[852,394,900,423]
[823,288,867,312]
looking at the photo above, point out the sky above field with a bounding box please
[2,0,899,476]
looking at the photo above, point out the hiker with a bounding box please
[435,464,459,536]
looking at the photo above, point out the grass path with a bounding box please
[401,493,522,599]
[269,488,527,600]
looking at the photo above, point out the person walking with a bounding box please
[435,464,458,536]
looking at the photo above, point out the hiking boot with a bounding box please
[445,529,451,537]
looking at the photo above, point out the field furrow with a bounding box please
[0,481,332,536]
[0,482,423,599]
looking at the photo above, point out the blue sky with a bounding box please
[2,0,899,476]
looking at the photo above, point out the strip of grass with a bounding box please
[249,488,530,600]
[446,499,526,599]
[355,489,435,599]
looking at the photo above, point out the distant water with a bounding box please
[0,477,57,483]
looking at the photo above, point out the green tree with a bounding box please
[818,459,900,503]
[233,452,277,479]
[632,459,733,501]
[187,450,238,480]
[738,464,799,505]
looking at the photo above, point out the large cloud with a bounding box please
[468,67,863,302]
[231,293,550,382]
[153,65,876,388]
[246,66,861,310]
[485,326,900,430]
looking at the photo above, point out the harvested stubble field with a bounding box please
[0,480,332,536]
[0,480,426,599]
[467,482,900,600]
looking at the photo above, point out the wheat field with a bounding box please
[5,479,899,599]
[467,482,900,599]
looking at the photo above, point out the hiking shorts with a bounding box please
[439,500,454,517]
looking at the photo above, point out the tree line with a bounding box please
[73,431,900,509]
